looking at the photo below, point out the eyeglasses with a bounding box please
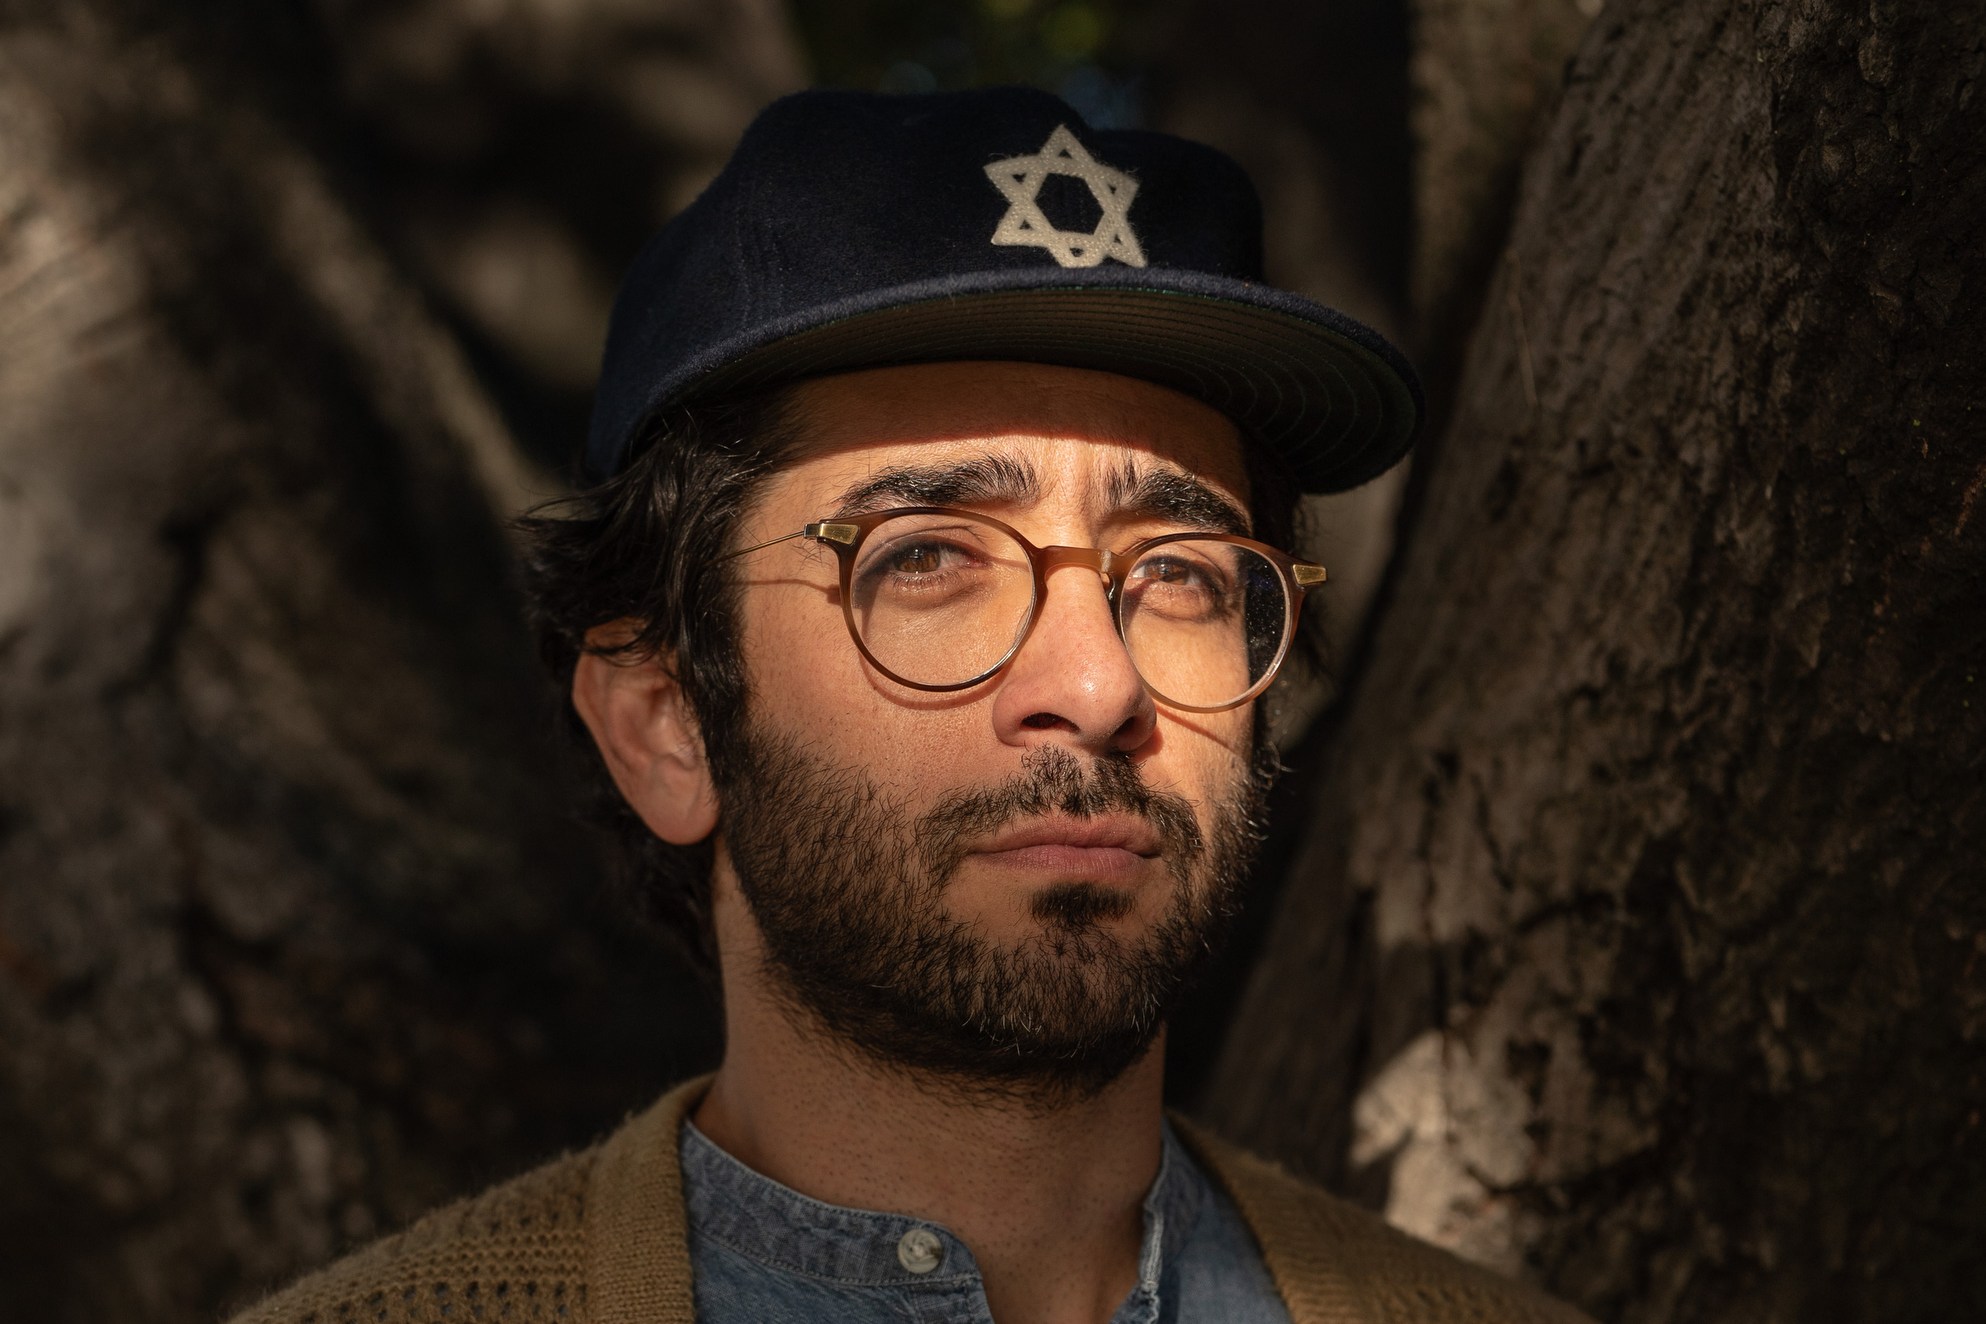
[726,506,1325,713]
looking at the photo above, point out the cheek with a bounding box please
[737,583,976,777]
[739,586,853,731]
[1148,707,1255,787]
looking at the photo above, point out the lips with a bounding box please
[966,814,1162,883]
[977,814,1162,856]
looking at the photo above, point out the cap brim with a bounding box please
[646,266,1421,495]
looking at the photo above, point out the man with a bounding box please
[234,88,1588,1324]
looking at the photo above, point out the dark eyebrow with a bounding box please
[831,454,1038,516]
[1106,464,1251,537]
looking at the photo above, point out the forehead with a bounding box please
[765,362,1251,514]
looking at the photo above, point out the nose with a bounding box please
[989,555,1158,755]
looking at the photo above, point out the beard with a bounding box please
[716,726,1269,1106]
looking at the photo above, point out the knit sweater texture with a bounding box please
[227,1078,1591,1324]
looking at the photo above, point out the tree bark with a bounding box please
[1409,0,1594,348]
[1205,1,1986,1320]
[0,2,793,1317]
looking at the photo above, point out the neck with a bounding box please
[693,891,1165,1324]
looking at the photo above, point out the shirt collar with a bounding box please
[679,1117,1208,1291]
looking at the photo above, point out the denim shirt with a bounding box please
[680,1118,1293,1324]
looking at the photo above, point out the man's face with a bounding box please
[711,361,1271,1101]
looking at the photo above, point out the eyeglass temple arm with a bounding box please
[720,522,863,562]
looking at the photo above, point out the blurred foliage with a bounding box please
[790,0,1174,126]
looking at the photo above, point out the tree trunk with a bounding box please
[1205,1,1986,1320]
[1409,0,1594,350]
[0,2,794,1317]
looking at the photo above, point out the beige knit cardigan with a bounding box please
[229,1077,1591,1324]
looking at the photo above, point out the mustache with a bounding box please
[914,746,1206,883]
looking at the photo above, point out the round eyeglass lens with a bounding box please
[846,511,1036,688]
[1119,539,1291,709]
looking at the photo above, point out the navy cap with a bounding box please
[586,86,1422,493]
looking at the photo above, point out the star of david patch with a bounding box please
[984,125,1146,269]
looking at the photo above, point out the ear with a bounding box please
[570,625,719,845]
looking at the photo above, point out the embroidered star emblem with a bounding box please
[983,125,1146,269]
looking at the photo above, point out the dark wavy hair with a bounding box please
[517,388,804,976]
[517,382,1310,979]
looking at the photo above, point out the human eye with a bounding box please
[1135,554,1204,586]
[869,528,982,574]
[856,526,994,597]
[1128,548,1235,619]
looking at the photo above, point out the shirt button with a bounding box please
[897,1227,944,1274]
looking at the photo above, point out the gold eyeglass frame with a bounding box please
[726,505,1326,713]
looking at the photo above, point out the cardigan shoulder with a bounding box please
[226,1085,1588,1324]
[1172,1117,1593,1324]
[223,1143,602,1324]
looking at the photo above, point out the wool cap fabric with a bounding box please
[585,86,1422,493]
